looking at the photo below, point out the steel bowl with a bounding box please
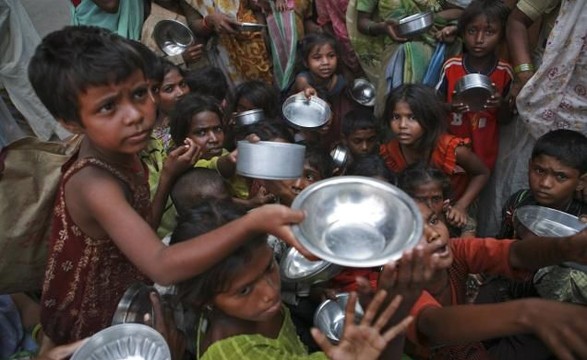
[397,12,434,37]
[112,283,159,327]
[349,78,376,107]
[330,144,350,169]
[514,205,587,272]
[282,92,332,130]
[234,109,265,127]
[291,176,423,267]
[153,19,195,56]
[280,247,343,285]
[70,323,171,360]
[237,22,267,32]
[236,141,306,180]
[453,73,494,112]
[314,293,364,344]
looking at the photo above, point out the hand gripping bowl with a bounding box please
[397,12,434,37]
[514,205,587,273]
[314,293,364,343]
[236,141,306,180]
[291,176,423,267]
[70,323,171,360]
[280,247,343,285]
[282,92,332,130]
[453,73,494,112]
[153,19,195,56]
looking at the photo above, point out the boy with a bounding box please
[436,0,513,171]
[28,26,306,347]
[498,129,587,304]
[170,167,232,217]
[341,108,379,158]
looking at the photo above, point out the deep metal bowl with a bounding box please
[291,176,423,267]
[397,12,434,37]
[330,144,350,169]
[70,323,171,360]
[112,283,159,327]
[282,93,332,130]
[453,73,494,112]
[236,141,306,180]
[349,78,376,107]
[234,109,265,127]
[314,293,364,344]
[153,19,195,56]
[515,205,587,273]
[280,247,343,285]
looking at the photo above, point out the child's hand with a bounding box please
[35,339,87,360]
[249,185,276,207]
[435,25,457,43]
[484,85,502,109]
[181,43,204,64]
[206,12,239,33]
[311,291,413,360]
[162,138,201,180]
[384,20,408,42]
[451,91,470,113]
[443,204,467,228]
[303,87,317,99]
[275,0,288,12]
[147,292,186,360]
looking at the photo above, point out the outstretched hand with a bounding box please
[312,291,413,360]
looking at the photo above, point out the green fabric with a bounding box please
[197,307,328,360]
[71,0,144,40]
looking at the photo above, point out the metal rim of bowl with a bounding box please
[153,19,195,56]
[514,205,586,235]
[314,293,363,343]
[234,109,264,127]
[349,79,376,107]
[282,93,332,130]
[291,176,423,267]
[399,11,433,25]
[111,283,157,326]
[236,140,306,180]
[397,11,434,36]
[280,247,341,283]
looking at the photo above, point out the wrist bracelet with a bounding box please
[514,63,535,74]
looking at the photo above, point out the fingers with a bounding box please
[360,290,387,329]
[343,291,359,330]
[382,315,413,343]
[43,339,88,360]
[312,327,334,353]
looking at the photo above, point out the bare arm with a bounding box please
[357,10,406,42]
[506,8,536,98]
[453,146,490,212]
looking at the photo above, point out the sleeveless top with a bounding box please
[40,157,151,345]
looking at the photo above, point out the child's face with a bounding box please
[528,154,581,210]
[463,15,502,60]
[159,69,188,114]
[344,128,378,156]
[213,244,282,322]
[417,202,453,270]
[73,69,156,156]
[390,100,424,146]
[306,43,337,80]
[263,161,322,206]
[412,180,445,217]
[187,111,225,160]
[236,96,256,114]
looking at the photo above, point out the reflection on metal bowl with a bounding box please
[153,19,195,56]
[236,141,306,180]
[282,92,332,130]
[280,247,342,285]
[314,293,364,344]
[453,73,494,112]
[112,283,158,327]
[397,12,434,37]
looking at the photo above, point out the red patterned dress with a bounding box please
[40,157,151,345]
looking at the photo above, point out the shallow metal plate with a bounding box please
[280,247,342,284]
[397,12,434,37]
[282,93,332,129]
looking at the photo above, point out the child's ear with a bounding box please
[577,173,587,191]
[58,119,84,134]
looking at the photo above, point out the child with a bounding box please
[170,168,232,217]
[436,0,513,171]
[396,201,587,360]
[171,200,414,360]
[380,84,490,228]
[186,66,230,111]
[28,26,307,347]
[341,108,379,158]
[156,60,190,151]
[398,163,476,238]
[231,80,281,120]
[497,129,587,304]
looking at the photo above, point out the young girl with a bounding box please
[232,80,281,120]
[398,163,476,238]
[29,26,307,348]
[379,84,489,228]
[156,60,190,151]
[172,201,414,360]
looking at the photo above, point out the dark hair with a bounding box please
[169,93,224,145]
[305,145,334,179]
[300,32,340,68]
[171,168,231,215]
[348,154,397,184]
[161,59,186,79]
[128,40,164,84]
[185,66,229,103]
[397,162,452,199]
[383,84,446,154]
[531,129,587,174]
[341,109,378,137]
[458,0,510,38]
[172,201,267,307]
[246,120,295,143]
[231,80,280,119]
[29,26,146,125]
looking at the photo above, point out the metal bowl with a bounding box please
[237,22,266,32]
[453,73,494,112]
[236,141,306,180]
[282,92,332,130]
[349,78,376,107]
[330,144,350,169]
[70,323,171,360]
[234,109,265,127]
[280,247,343,285]
[314,293,364,344]
[397,12,434,37]
[153,19,195,56]
[112,283,159,327]
[291,176,423,267]
[515,205,587,272]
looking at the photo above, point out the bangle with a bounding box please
[32,323,42,345]
[202,16,212,31]
[514,63,535,74]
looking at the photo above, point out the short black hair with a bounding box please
[347,154,397,184]
[185,66,229,103]
[398,162,452,199]
[171,168,231,215]
[169,93,224,146]
[231,80,280,119]
[29,26,146,125]
[458,0,510,38]
[129,40,164,84]
[531,129,587,174]
[341,109,378,137]
[305,145,334,179]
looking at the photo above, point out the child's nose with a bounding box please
[261,275,279,302]
[123,105,142,125]
[475,32,484,43]
[539,175,554,189]
[423,224,441,243]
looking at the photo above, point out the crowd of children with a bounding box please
[1,0,587,359]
